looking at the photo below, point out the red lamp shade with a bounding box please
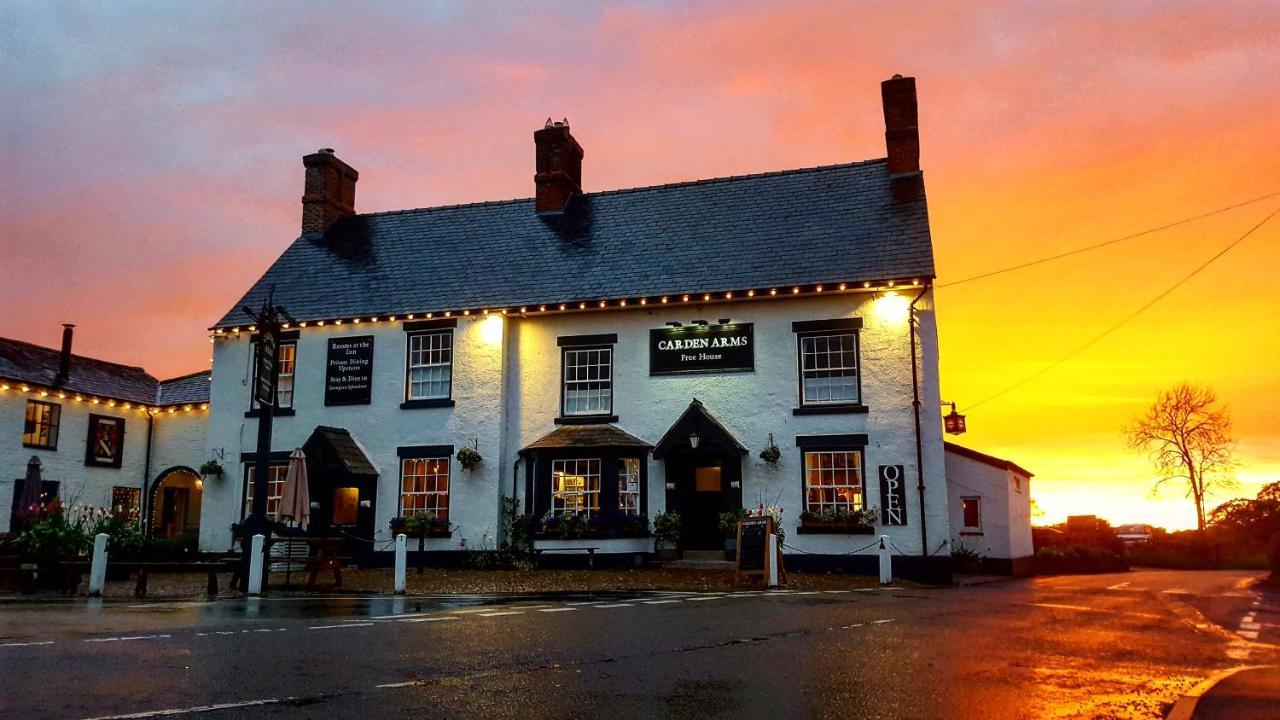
[944,406,967,435]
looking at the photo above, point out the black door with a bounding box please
[668,456,741,551]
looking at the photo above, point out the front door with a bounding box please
[668,457,741,551]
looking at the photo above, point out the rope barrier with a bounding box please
[781,538,882,556]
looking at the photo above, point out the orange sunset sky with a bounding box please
[2,2,1277,530]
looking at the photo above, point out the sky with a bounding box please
[2,1,1277,530]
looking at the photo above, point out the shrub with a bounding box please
[719,509,748,538]
[652,512,681,546]
[1034,544,1129,575]
[1268,532,1280,579]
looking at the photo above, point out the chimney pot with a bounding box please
[534,120,584,214]
[301,149,359,234]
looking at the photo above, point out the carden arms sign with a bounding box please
[650,323,754,375]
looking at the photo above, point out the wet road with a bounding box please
[1,570,1275,720]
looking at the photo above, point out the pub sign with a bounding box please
[325,335,375,406]
[85,414,125,468]
[254,330,278,407]
[650,323,754,375]
[878,465,908,526]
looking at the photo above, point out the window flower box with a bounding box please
[390,514,452,539]
[797,509,878,535]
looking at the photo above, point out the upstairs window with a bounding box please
[799,333,860,405]
[551,458,601,517]
[23,400,60,450]
[563,347,612,416]
[250,340,297,410]
[407,331,453,401]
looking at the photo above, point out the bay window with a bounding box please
[551,458,601,517]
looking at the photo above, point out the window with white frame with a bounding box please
[551,458,601,517]
[400,457,450,519]
[245,465,288,520]
[961,497,982,531]
[802,450,864,514]
[406,331,453,401]
[251,341,296,410]
[22,400,60,449]
[562,347,612,415]
[619,457,641,516]
[798,332,860,405]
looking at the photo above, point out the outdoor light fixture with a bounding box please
[718,318,730,324]
[943,402,967,435]
[692,319,709,326]
[689,432,700,449]
[666,321,683,328]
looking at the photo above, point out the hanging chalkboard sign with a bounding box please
[736,516,774,575]
[325,336,375,406]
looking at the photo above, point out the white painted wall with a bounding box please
[0,392,150,532]
[944,449,1033,562]
[201,315,507,552]
[199,288,949,561]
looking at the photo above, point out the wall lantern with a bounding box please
[689,432,700,449]
[943,402,967,435]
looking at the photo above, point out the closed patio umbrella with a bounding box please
[16,456,45,524]
[279,448,310,528]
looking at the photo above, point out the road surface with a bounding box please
[1,569,1275,719]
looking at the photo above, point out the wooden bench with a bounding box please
[533,547,600,569]
[61,560,237,598]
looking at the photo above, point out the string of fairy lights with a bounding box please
[0,381,208,417]
[209,277,925,337]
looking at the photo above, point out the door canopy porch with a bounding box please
[653,399,748,460]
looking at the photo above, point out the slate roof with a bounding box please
[158,371,212,405]
[0,336,209,407]
[215,159,933,327]
[944,442,1034,479]
[521,424,653,452]
[308,426,379,477]
[0,336,159,405]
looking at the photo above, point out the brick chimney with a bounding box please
[880,75,922,200]
[301,148,358,234]
[55,323,74,385]
[534,120,583,214]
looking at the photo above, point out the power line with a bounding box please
[937,191,1280,289]
[961,204,1280,413]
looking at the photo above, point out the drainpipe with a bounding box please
[908,284,930,561]
[141,411,155,536]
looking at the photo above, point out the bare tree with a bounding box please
[1126,383,1236,532]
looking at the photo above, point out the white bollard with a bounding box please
[394,533,407,594]
[88,533,109,596]
[766,533,779,587]
[878,535,892,585]
[248,534,266,596]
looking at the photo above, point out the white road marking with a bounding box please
[1237,630,1259,639]
[1033,602,1094,612]
[478,611,524,617]
[308,623,373,630]
[1240,622,1261,630]
[84,634,171,643]
[451,608,498,614]
[794,591,822,595]
[376,681,419,689]
[80,696,293,719]
[685,596,724,602]
[1106,581,1131,590]
[563,600,606,606]
[823,590,851,594]
[1162,589,1190,595]
[595,603,634,608]
[643,600,682,605]
[871,619,895,625]
[401,617,458,623]
[0,640,54,647]
[372,612,433,620]
[537,607,577,613]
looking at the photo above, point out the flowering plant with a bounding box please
[748,503,785,543]
[456,441,483,471]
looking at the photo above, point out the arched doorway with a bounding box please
[149,466,203,539]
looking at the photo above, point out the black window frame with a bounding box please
[240,461,291,522]
[396,445,454,524]
[22,399,61,450]
[246,330,299,417]
[556,334,618,424]
[795,434,870,532]
[402,321,457,409]
[524,447,650,532]
[961,496,983,533]
[791,318,867,415]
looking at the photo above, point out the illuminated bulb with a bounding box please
[58,392,66,399]
[839,283,847,290]
[388,316,396,322]
[354,318,361,324]
[300,321,308,327]
[725,292,733,299]
[912,279,920,286]
[501,309,508,315]
[201,404,208,410]
[888,280,895,287]
[231,327,239,333]
[482,309,489,315]
[682,295,690,302]
[463,310,470,316]
[184,405,192,412]
[282,323,291,329]
[39,391,48,397]
[1,384,9,391]
[444,311,451,317]
[407,314,416,320]
[538,306,546,312]
[20,385,29,392]
[816,285,824,292]
[559,304,566,310]
[598,300,606,308]
[123,402,131,409]
[335,319,343,326]
[371,317,379,323]
[317,320,325,326]
[75,395,83,402]
[703,294,711,301]
[92,398,100,404]
[619,300,627,307]
[639,298,647,305]
[747,290,755,297]
[168,407,175,414]
[579,302,586,309]
[863,282,871,288]
[770,289,778,296]
[661,297,669,304]
[249,326,257,332]
[792,287,800,294]
[520,307,528,313]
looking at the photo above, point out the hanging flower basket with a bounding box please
[456,442,483,471]
[199,460,224,481]
[758,433,781,465]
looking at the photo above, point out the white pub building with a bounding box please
[201,75,955,580]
